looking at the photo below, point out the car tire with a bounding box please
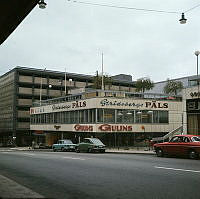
[88,148,92,153]
[189,150,198,159]
[76,148,80,153]
[53,148,57,152]
[156,148,164,157]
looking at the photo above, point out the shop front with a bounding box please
[184,88,200,135]
[30,91,183,147]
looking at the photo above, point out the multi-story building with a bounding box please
[148,75,199,94]
[0,66,136,146]
[30,90,183,148]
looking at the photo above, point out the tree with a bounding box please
[92,71,112,89]
[135,78,154,93]
[163,79,183,95]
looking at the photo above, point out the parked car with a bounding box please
[75,138,106,153]
[154,135,200,159]
[52,140,76,152]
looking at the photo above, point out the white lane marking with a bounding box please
[0,150,13,152]
[62,157,85,160]
[22,153,36,156]
[155,166,200,173]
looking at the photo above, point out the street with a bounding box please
[0,150,200,199]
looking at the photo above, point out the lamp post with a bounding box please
[179,13,187,24]
[38,0,47,9]
[194,51,200,92]
[40,68,46,105]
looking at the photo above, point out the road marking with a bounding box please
[0,150,13,152]
[62,157,85,160]
[155,166,200,173]
[22,153,36,156]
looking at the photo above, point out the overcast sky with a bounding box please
[1,0,200,82]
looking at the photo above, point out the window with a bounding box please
[97,109,103,123]
[104,109,115,123]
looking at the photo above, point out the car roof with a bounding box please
[84,138,100,141]
[173,135,199,137]
[60,139,72,141]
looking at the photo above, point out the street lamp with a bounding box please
[39,68,46,105]
[38,0,47,9]
[179,13,187,24]
[194,51,200,91]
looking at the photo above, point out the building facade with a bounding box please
[0,67,136,146]
[182,84,200,135]
[30,90,183,147]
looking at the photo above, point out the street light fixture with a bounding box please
[179,13,187,24]
[38,0,47,9]
[194,50,200,89]
[39,68,46,105]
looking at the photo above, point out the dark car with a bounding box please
[154,135,200,159]
[76,138,106,153]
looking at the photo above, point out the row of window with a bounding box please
[31,109,169,124]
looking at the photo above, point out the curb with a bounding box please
[6,148,155,155]
[106,151,155,155]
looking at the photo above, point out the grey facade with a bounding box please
[0,67,136,146]
[148,75,199,94]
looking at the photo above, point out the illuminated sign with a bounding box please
[98,124,132,132]
[145,101,168,109]
[52,101,86,111]
[74,124,93,132]
[190,92,200,98]
[100,99,168,109]
[100,99,143,108]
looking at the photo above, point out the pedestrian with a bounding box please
[32,140,35,149]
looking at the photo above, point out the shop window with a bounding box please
[97,109,103,123]
[104,109,115,123]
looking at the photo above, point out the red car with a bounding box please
[154,135,200,159]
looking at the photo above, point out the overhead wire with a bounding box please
[67,0,200,15]
[184,3,200,13]
[67,0,180,14]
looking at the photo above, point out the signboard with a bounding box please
[98,124,133,132]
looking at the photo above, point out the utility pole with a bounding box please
[101,53,104,90]
[64,68,67,95]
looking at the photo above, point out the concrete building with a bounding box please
[148,75,199,94]
[182,84,200,135]
[30,90,183,148]
[0,67,135,146]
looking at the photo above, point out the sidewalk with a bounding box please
[106,147,154,155]
[3,147,155,155]
[0,174,44,198]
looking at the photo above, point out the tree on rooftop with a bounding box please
[92,71,112,90]
[135,78,154,93]
[163,79,183,95]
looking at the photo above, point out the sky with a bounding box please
[1,0,200,82]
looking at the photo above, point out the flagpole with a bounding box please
[101,53,104,90]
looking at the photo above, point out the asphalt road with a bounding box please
[0,150,200,199]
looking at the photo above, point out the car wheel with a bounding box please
[189,150,198,159]
[53,148,57,152]
[88,148,92,153]
[75,148,80,153]
[156,148,164,157]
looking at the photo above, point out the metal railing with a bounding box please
[152,126,183,143]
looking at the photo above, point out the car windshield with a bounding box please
[90,138,104,145]
[191,136,200,142]
[63,140,73,144]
